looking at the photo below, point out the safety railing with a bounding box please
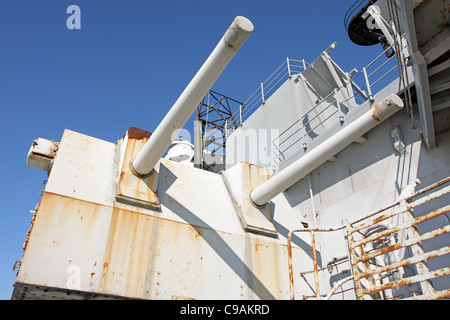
[358,42,399,101]
[272,87,348,165]
[344,0,373,33]
[287,176,450,300]
[272,40,401,165]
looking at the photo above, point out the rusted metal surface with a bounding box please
[347,177,450,300]
[16,129,319,300]
[26,138,60,172]
[22,203,39,252]
[324,275,354,300]
[29,138,59,158]
[115,127,160,210]
[310,230,321,299]
[405,288,450,300]
[411,176,450,197]
[360,267,450,296]
[17,122,449,300]
[406,185,450,210]
[353,225,450,264]
[287,176,450,300]
[287,231,295,300]
[349,205,450,250]
[14,191,295,299]
[287,228,321,300]
[287,225,347,300]
[355,245,450,281]
[287,221,350,299]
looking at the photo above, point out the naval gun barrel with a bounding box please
[250,94,404,207]
[131,16,254,177]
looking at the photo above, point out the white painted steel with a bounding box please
[15,129,317,300]
[26,138,58,172]
[132,16,254,176]
[250,94,404,206]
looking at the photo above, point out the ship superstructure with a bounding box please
[12,0,449,300]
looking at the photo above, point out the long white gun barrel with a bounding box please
[131,16,254,176]
[250,94,404,206]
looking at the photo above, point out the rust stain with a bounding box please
[438,0,450,31]
[100,205,156,297]
[372,103,382,122]
[125,126,152,141]
[247,236,282,299]
[23,181,290,299]
[117,128,159,206]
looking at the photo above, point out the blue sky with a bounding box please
[0,0,380,299]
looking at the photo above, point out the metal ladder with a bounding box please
[288,176,450,300]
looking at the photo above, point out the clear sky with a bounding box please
[0,0,381,299]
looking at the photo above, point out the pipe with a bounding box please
[326,253,349,267]
[131,16,254,176]
[325,275,355,300]
[250,94,404,206]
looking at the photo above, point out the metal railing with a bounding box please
[272,87,348,164]
[359,43,399,101]
[272,40,402,165]
[344,0,373,33]
[223,35,405,166]
[287,176,450,300]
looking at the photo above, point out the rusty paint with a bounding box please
[31,138,59,159]
[287,227,324,300]
[286,176,450,300]
[246,235,284,298]
[346,225,366,300]
[22,203,39,252]
[406,185,450,210]
[355,225,450,265]
[116,127,159,209]
[413,176,450,196]
[310,230,320,299]
[438,0,450,31]
[18,190,287,299]
[408,288,450,300]
[13,260,21,271]
[347,179,450,299]
[349,205,450,251]
[348,177,450,235]
[361,267,450,296]
[287,231,295,300]
[372,102,382,122]
[122,126,152,141]
[355,245,450,281]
